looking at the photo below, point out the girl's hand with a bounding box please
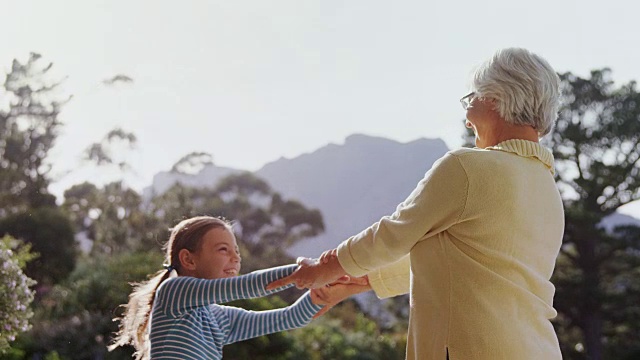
[319,248,338,264]
[310,276,371,318]
[266,251,346,290]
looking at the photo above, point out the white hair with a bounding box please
[473,48,561,137]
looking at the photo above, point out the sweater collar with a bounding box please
[485,139,555,175]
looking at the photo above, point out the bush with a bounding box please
[0,236,37,353]
[11,251,162,359]
[0,208,76,287]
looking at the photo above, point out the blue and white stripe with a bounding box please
[150,264,322,360]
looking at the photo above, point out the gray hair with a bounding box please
[472,48,560,137]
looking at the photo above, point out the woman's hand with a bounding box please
[266,251,347,290]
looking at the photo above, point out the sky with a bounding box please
[2,0,640,218]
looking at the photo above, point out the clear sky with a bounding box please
[2,0,640,217]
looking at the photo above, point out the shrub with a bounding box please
[0,236,37,353]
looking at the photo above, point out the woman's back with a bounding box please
[408,140,564,360]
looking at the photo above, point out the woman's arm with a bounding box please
[223,292,323,344]
[337,152,468,277]
[320,250,408,299]
[157,264,298,316]
[267,153,467,290]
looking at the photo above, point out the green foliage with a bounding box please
[14,251,162,360]
[223,298,406,360]
[149,172,324,274]
[0,207,75,286]
[552,69,640,214]
[62,251,163,316]
[223,296,309,359]
[292,302,406,360]
[83,128,137,171]
[62,181,161,255]
[549,69,640,360]
[61,171,324,272]
[0,236,37,353]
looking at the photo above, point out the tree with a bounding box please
[62,181,161,256]
[0,53,68,212]
[13,251,162,360]
[0,208,76,287]
[170,151,213,174]
[548,69,640,360]
[150,172,324,273]
[83,128,137,171]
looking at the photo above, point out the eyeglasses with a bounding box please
[460,92,475,110]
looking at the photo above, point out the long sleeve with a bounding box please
[368,255,410,298]
[332,142,564,360]
[156,265,297,317]
[337,152,469,277]
[222,292,323,344]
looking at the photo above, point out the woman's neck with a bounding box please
[479,123,539,148]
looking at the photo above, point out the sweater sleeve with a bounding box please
[156,264,297,317]
[222,292,323,344]
[337,152,468,277]
[368,255,411,298]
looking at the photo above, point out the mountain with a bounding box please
[256,134,449,256]
[143,133,450,256]
[143,133,640,258]
[143,163,240,199]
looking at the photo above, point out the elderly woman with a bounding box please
[268,48,564,360]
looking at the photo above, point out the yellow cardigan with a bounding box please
[337,139,564,360]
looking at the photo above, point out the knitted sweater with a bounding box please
[150,265,322,360]
[337,139,564,360]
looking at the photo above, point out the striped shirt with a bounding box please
[150,264,322,360]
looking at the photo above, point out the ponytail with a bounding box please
[110,216,231,358]
[109,268,173,359]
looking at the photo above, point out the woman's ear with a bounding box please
[178,248,197,271]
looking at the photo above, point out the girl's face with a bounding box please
[191,227,242,279]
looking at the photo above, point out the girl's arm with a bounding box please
[222,291,323,344]
[156,264,298,317]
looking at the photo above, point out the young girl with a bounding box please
[109,216,365,360]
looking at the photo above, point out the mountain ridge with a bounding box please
[143,133,640,257]
[143,133,449,256]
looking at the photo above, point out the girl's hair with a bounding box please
[472,47,561,137]
[109,216,232,359]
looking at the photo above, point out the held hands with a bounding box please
[319,248,337,264]
[267,249,371,318]
[310,275,371,318]
[266,249,346,291]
